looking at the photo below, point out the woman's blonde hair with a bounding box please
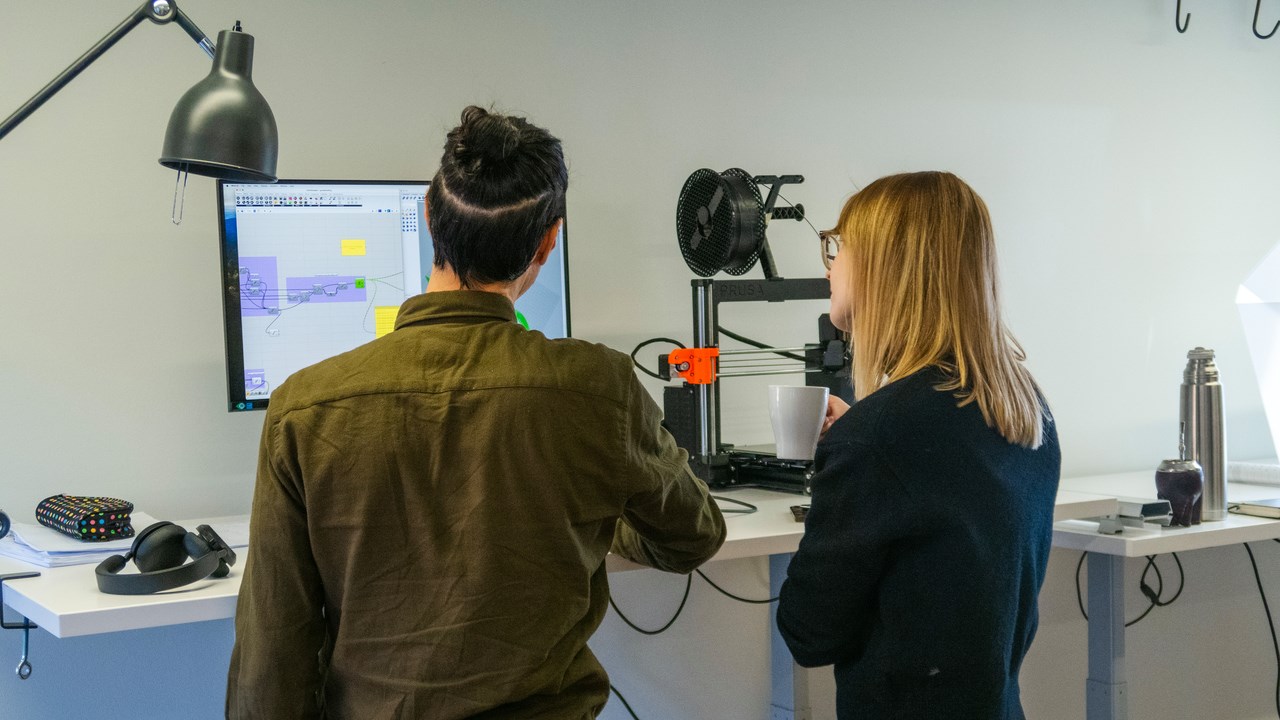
[833,171,1046,448]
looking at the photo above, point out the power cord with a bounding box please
[610,567,778,641]
[604,571,773,717]
[609,574,692,635]
[711,495,758,515]
[628,328,808,379]
[1074,551,1185,626]
[1246,541,1280,719]
[609,498,770,639]
[630,337,685,380]
[695,569,778,604]
[609,684,642,720]
[716,326,806,362]
[1137,553,1184,608]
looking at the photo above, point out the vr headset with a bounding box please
[95,521,236,595]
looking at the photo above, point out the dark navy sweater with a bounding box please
[777,367,1060,720]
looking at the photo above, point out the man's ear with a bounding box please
[532,220,562,266]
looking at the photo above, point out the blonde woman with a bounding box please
[776,172,1060,719]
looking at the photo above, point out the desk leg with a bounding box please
[1086,552,1128,720]
[770,553,812,720]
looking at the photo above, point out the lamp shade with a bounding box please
[159,28,277,182]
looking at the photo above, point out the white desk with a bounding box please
[0,488,1116,719]
[1053,470,1280,720]
[0,490,1114,639]
[0,515,247,638]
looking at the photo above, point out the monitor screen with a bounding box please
[217,179,571,412]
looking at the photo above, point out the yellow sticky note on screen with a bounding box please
[375,306,399,338]
[341,239,366,256]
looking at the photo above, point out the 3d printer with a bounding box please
[655,169,853,492]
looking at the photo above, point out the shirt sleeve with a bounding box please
[226,413,327,719]
[775,440,904,668]
[610,372,727,574]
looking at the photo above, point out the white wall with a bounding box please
[2,1,1280,718]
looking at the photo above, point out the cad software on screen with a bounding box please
[219,180,569,411]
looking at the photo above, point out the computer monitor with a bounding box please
[217,179,571,412]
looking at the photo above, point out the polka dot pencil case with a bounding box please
[35,495,136,542]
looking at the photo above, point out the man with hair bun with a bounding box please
[227,106,726,720]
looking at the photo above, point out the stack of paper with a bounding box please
[0,512,160,568]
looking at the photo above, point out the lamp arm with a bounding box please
[170,5,216,59]
[0,0,214,143]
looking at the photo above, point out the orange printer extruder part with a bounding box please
[666,347,719,385]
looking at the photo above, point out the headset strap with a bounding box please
[95,546,223,596]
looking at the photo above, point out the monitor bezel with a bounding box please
[216,178,572,413]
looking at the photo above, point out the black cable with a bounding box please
[1137,556,1165,617]
[1073,552,1088,621]
[1076,552,1150,626]
[711,495,758,515]
[695,569,778,604]
[630,328,803,375]
[630,337,686,380]
[1140,552,1184,607]
[1246,542,1280,719]
[716,326,807,363]
[1074,551,1184,627]
[609,684,642,720]
[608,574,692,635]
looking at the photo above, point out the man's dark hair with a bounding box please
[426,106,568,287]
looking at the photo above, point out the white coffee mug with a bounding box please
[769,385,830,461]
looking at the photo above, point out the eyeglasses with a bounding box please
[819,230,840,270]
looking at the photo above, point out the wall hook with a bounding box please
[1176,0,1191,32]
[1255,0,1280,38]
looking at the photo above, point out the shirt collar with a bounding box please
[394,290,517,330]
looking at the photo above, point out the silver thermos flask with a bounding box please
[1180,347,1226,521]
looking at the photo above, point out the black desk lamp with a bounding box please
[0,0,278,187]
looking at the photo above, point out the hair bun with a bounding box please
[453,106,521,174]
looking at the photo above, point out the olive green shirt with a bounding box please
[226,290,726,720]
